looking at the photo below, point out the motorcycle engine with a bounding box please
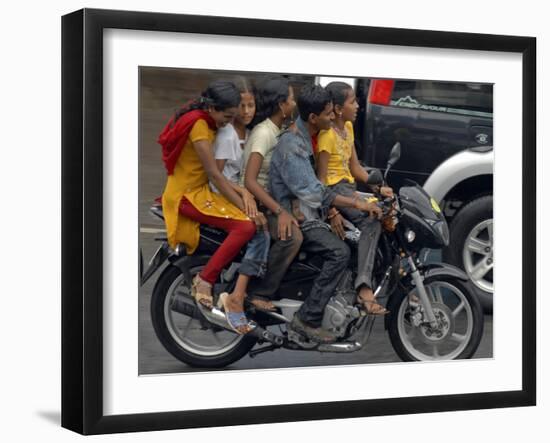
[321,295,360,338]
[321,269,360,337]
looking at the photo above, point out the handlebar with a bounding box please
[375,196,399,218]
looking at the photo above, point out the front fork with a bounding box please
[407,256,438,327]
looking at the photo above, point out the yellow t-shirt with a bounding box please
[317,121,355,186]
[162,119,249,252]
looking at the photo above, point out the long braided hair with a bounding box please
[172,80,241,126]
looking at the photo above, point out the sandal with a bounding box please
[357,297,390,316]
[191,275,214,311]
[247,296,277,312]
[219,292,257,335]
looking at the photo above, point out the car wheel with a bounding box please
[443,195,493,313]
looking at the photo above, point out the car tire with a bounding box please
[443,195,493,313]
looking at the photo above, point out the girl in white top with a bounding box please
[212,77,258,218]
[211,77,275,313]
[212,122,248,187]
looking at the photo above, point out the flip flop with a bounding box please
[219,292,257,334]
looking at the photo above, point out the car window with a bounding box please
[390,80,493,117]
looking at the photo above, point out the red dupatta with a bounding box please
[158,108,216,175]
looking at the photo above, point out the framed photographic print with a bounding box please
[62,8,536,435]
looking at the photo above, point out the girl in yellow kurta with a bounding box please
[159,81,257,334]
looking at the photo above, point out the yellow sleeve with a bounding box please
[317,128,336,154]
[345,121,355,144]
[189,119,210,143]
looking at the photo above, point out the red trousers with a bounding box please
[179,198,256,284]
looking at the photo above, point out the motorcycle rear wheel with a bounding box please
[387,276,484,361]
[151,264,257,368]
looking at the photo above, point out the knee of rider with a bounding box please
[279,225,302,249]
[290,227,304,252]
[334,241,351,262]
[362,217,382,235]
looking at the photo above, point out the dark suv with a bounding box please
[320,77,494,311]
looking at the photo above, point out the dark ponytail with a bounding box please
[325,81,353,107]
[253,75,290,125]
[173,80,241,125]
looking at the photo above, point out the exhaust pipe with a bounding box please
[204,307,284,346]
[171,295,283,346]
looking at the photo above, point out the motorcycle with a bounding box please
[140,142,484,368]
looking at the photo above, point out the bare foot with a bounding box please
[248,297,276,311]
[357,287,389,315]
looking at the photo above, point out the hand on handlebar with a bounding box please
[355,198,383,219]
[380,186,394,199]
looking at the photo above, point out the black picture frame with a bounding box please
[62,8,536,435]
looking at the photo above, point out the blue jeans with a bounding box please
[238,230,271,278]
[246,212,303,296]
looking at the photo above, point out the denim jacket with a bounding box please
[269,118,336,230]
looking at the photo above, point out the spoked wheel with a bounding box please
[387,276,484,361]
[150,264,257,368]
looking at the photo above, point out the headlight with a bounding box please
[405,229,416,243]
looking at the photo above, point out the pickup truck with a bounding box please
[319,76,494,311]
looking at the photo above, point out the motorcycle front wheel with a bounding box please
[150,264,257,368]
[387,276,484,361]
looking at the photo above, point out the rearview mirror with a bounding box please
[387,142,401,168]
[366,168,383,185]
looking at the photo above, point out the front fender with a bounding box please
[422,262,469,281]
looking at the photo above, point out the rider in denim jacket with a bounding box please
[270,117,336,231]
[269,84,382,344]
